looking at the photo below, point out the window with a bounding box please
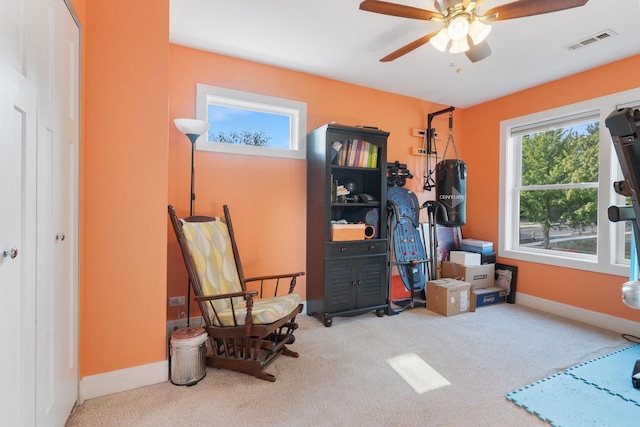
[196,84,307,159]
[499,88,640,276]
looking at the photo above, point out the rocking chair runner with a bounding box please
[168,204,304,382]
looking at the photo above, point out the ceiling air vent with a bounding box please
[564,29,617,51]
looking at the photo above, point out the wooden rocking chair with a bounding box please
[168,204,304,382]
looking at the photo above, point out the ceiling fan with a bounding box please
[359,0,589,63]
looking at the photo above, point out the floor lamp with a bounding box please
[174,118,210,326]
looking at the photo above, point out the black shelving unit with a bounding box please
[306,124,389,327]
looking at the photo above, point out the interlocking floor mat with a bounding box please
[506,344,640,427]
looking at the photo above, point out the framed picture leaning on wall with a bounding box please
[495,263,518,304]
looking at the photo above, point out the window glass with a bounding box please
[207,105,290,149]
[196,84,307,159]
[517,120,599,257]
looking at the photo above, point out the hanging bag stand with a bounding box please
[423,106,455,191]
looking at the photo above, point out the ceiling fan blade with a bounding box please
[359,0,443,21]
[484,0,588,22]
[465,39,492,62]
[380,31,440,62]
[463,0,487,10]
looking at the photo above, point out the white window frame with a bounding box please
[196,83,307,160]
[499,87,640,277]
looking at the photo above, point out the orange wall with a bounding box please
[167,44,450,316]
[74,0,640,379]
[463,55,640,322]
[79,0,170,376]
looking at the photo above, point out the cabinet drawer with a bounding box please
[326,240,387,258]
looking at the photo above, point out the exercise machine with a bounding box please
[386,162,445,313]
[605,107,640,388]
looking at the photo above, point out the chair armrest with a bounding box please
[245,272,305,282]
[195,290,259,328]
[245,272,305,297]
[194,290,258,302]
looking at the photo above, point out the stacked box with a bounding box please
[473,287,507,307]
[449,251,481,266]
[460,238,493,254]
[481,252,497,264]
[442,261,495,289]
[426,278,475,317]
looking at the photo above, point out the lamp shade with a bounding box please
[174,118,210,144]
[468,20,491,45]
[449,37,470,54]
[430,28,450,52]
[447,16,469,41]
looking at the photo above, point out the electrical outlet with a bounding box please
[169,296,185,307]
[412,147,428,156]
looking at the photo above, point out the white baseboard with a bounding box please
[516,293,640,336]
[78,360,168,403]
[79,302,310,403]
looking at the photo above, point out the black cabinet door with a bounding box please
[324,259,356,314]
[355,254,387,309]
[325,254,386,314]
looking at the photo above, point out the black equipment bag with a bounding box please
[435,158,467,226]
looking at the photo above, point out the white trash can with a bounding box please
[170,327,207,386]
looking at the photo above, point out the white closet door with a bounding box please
[0,0,39,424]
[0,0,79,425]
[35,0,80,425]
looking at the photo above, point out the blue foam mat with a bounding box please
[507,344,640,427]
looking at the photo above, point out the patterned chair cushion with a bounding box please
[180,219,244,313]
[214,293,302,326]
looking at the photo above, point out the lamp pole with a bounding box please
[174,119,210,326]
[189,133,197,216]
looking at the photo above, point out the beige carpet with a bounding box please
[66,304,630,426]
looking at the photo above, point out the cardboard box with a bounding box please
[481,252,496,264]
[450,250,481,266]
[473,287,507,307]
[331,223,365,241]
[442,261,495,289]
[461,238,493,254]
[426,278,475,317]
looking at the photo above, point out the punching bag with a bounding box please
[436,159,467,226]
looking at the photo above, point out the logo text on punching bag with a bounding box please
[438,187,465,208]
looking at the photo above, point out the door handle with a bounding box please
[3,248,18,259]
[56,233,66,241]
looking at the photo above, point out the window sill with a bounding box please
[499,248,628,277]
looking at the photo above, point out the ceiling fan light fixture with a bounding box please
[361,0,593,62]
[447,15,470,40]
[429,28,450,52]
[449,37,469,54]
[468,20,491,45]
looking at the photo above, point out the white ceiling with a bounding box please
[169,0,640,108]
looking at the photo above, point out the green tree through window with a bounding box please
[209,129,271,146]
[519,122,599,251]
